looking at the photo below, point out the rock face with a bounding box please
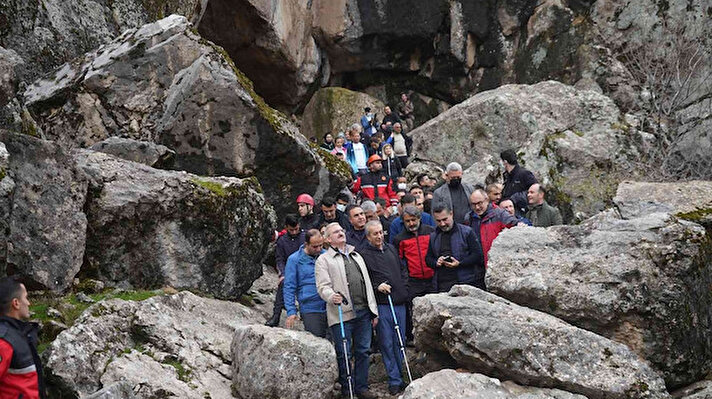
[614,180,712,227]
[23,15,351,219]
[301,87,384,139]
[89,137,175,168]
[413,285,669,399]
[77,149,274,299]
[0,131,88,292]
[45,291,263,398]
[411,81,643,221]
[401,369,587,399]
[0,0,204,86]
[486,210,712,388]
[198,0,325,111]
[673,381,712,399]
[230,325,337,399]
[0,47,23,106]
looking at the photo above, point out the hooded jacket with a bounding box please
[464,203,518,265]
[393,223,435,280]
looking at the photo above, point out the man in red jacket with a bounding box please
[351,155,398,205]
[392,205,434,344]
[464,189,522,266]
[0,277,45,399]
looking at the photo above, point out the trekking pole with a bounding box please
[337,292,354,399]
[387,293,413,383]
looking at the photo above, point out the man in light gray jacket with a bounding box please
[316,222,379,399]
[432,162,475,224]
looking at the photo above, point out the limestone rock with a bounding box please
[486,210,712,388]
[673,381,712,399]
[198,0,325,110]
[89,137,175,168]
[84,382,136,399]
[301,87,384,139]
[410,81,642,221]
[0,47,23,106]
[0,131,88,292]
[0,0,204,85]
[413,285,669,399]
[45,291,263,398]
[23,15,351,219]
[401,369,587,399]
[613,180,712,227]
[231,325,337,399]
[76,149,274,299]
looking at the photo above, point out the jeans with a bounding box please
[376,304,406,388]
[330,308,372,394]
[302,312,329,340]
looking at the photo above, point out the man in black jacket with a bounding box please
[500,149,538,216]
[318,196,350,230]
[359,221,409,396]
[266,214,305,327]
[0,277,46,399]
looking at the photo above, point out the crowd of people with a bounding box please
[269,115,565,398]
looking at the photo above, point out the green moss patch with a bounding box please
[676,208,712,223]
[30,288,162,353]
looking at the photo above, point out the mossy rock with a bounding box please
[301,87,385,140]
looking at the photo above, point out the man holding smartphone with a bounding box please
[425,203,485,292]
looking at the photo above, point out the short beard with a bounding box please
[440,223,453,232]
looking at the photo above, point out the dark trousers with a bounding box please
[376,303,406,388]
[397,156,409,169]
[406,277,433,341]
[302,312,330,340]
[330,308,372,395]
[272,280,284,315]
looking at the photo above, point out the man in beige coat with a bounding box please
[316,222,379,399]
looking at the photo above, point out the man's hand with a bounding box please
[436,256,445,267]
[331,293,343,305]
[279,276,285,283]
[377,283,392,294]
[517,222,527,227]
[286,315,298,329]
[443,257,460,268]
[372,317,378,328]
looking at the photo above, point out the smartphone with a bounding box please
[444,256,453,262]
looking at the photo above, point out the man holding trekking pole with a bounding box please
[359,220,411,395]
[315,223,379,399]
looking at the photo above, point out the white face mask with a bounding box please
[397,183,407,190]
[499,160,505,169]
[336,203,346,212]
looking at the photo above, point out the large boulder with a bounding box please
[411,81,644,221]
[413,285,669,399]
[77,149,274,299]
[23,15,351,219]
[230,325,337,399]
[300,87,384,139]
[45,291,263,398]
[0,0,204,85]
[401,369,587,399]
[0,131,88,292]
[486,210,712,388]
[613,180,712,227]
[197,0,325,111]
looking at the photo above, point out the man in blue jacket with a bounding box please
[283,229,329,338]
[425,203,485,292]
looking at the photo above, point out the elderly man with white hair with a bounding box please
[431,162,475,224]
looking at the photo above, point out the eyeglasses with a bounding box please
[329,229,345,236]
[470,200,487,207]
